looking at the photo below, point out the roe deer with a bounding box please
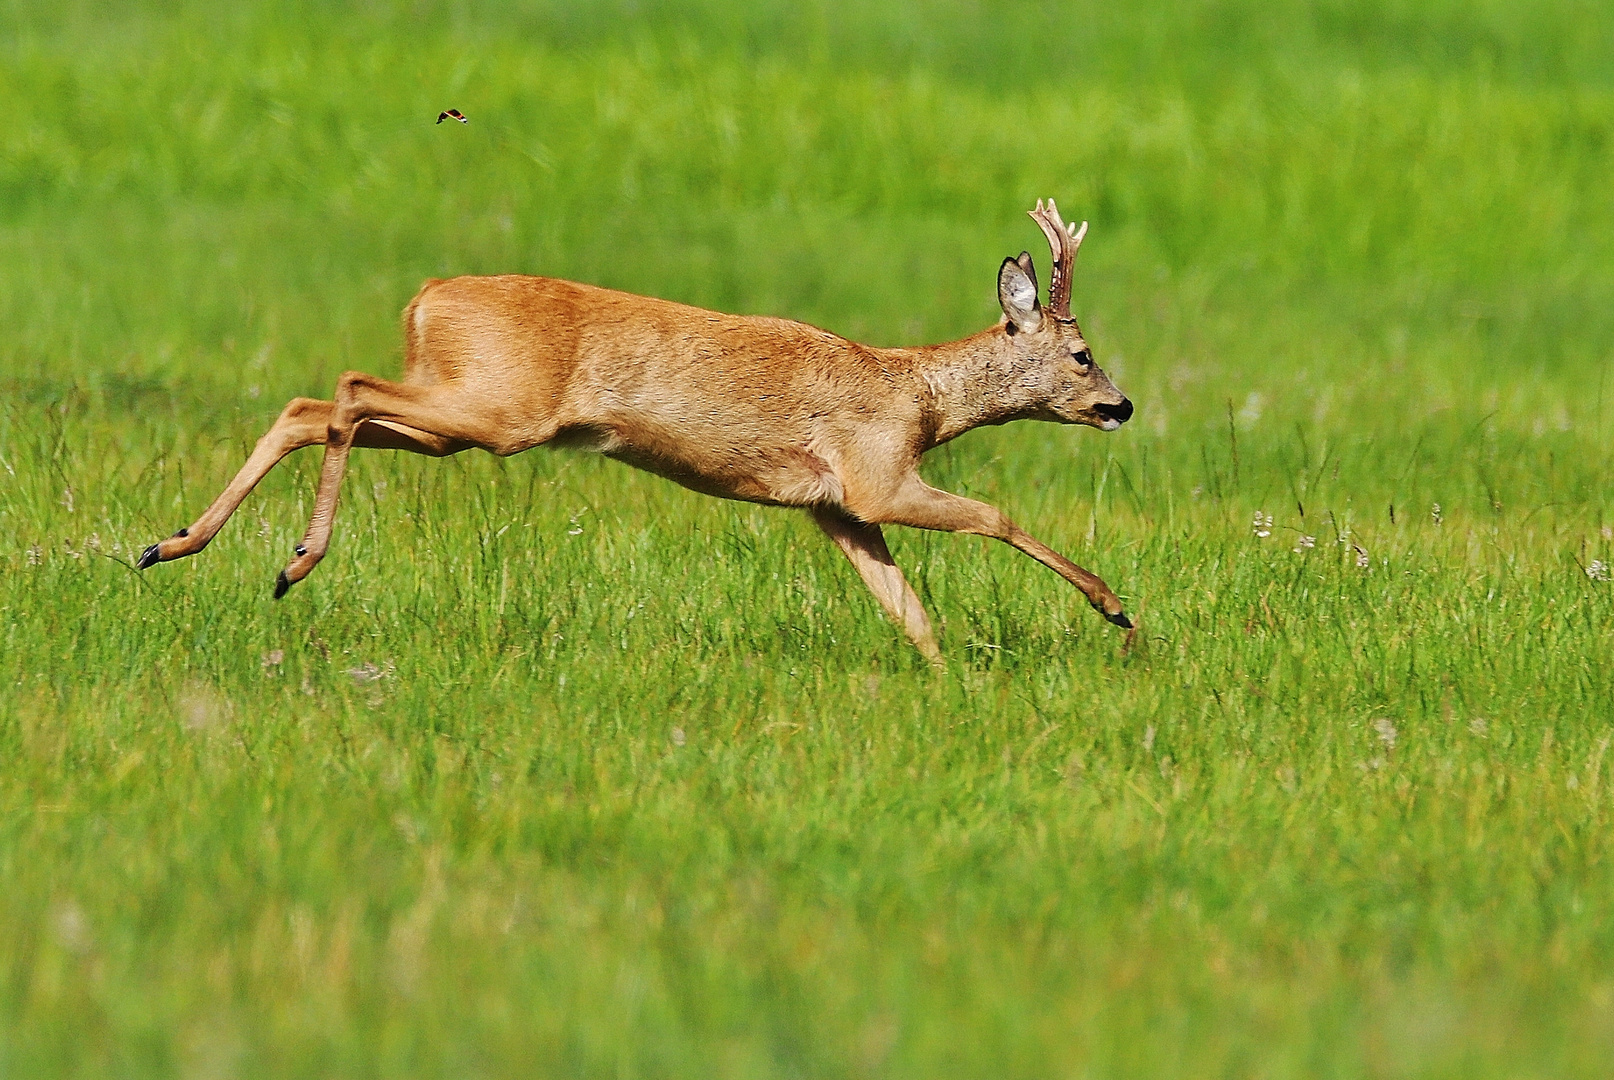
[138,199,1136,660]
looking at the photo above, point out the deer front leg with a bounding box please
[811,509,941,664]
[856,476,1133,633]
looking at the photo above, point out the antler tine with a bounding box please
[1027,198,1077,317]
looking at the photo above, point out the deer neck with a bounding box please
[901,325,1047,448]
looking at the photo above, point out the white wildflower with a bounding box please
[670,727,686,747]
[1237,391,1265,426]
[26,544,42,566]
[1293,534,1316,553]
[1354,545,1370,570]
[1587,560,1611,582]
[1431,503,1442,526]
[1373,717,1398,749]
[1252,511,1273,539]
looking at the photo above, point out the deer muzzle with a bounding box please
[1093,397,1134,429]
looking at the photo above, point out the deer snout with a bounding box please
[1094,397,1134,426]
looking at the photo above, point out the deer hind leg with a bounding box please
[275,370,542,597]
[856,476,1134,635]
[137,399,467,570]
[812,509,941,664]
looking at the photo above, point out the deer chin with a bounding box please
[1062,410,1123,431]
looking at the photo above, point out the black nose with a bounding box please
[1094,397,1134,424]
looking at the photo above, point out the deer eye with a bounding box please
[1073,349,1093,368]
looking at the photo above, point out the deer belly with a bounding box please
[602,439,845,509]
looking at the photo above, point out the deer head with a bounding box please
[995,199,1134,431]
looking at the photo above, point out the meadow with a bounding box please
[2,1,1614,1075]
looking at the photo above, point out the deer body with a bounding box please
[414,275,920,506]
[140,200,1136,660]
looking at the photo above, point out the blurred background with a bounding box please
[4,0,1611,458]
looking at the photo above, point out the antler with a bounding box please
[1027,198,1087,318]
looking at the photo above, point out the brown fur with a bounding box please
[139,201,1136,660]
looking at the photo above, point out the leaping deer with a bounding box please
[138,199,1136,660]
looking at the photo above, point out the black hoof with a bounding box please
[273,571,292,599]
[137,543,161,570]
[1105,610,1134,630]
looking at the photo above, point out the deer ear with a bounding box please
[1015,250,1038,293]
[998,257,1043,333]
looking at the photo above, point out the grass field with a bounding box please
[3,1,1614,1075]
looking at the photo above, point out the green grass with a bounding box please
[3,1,1614,1075]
